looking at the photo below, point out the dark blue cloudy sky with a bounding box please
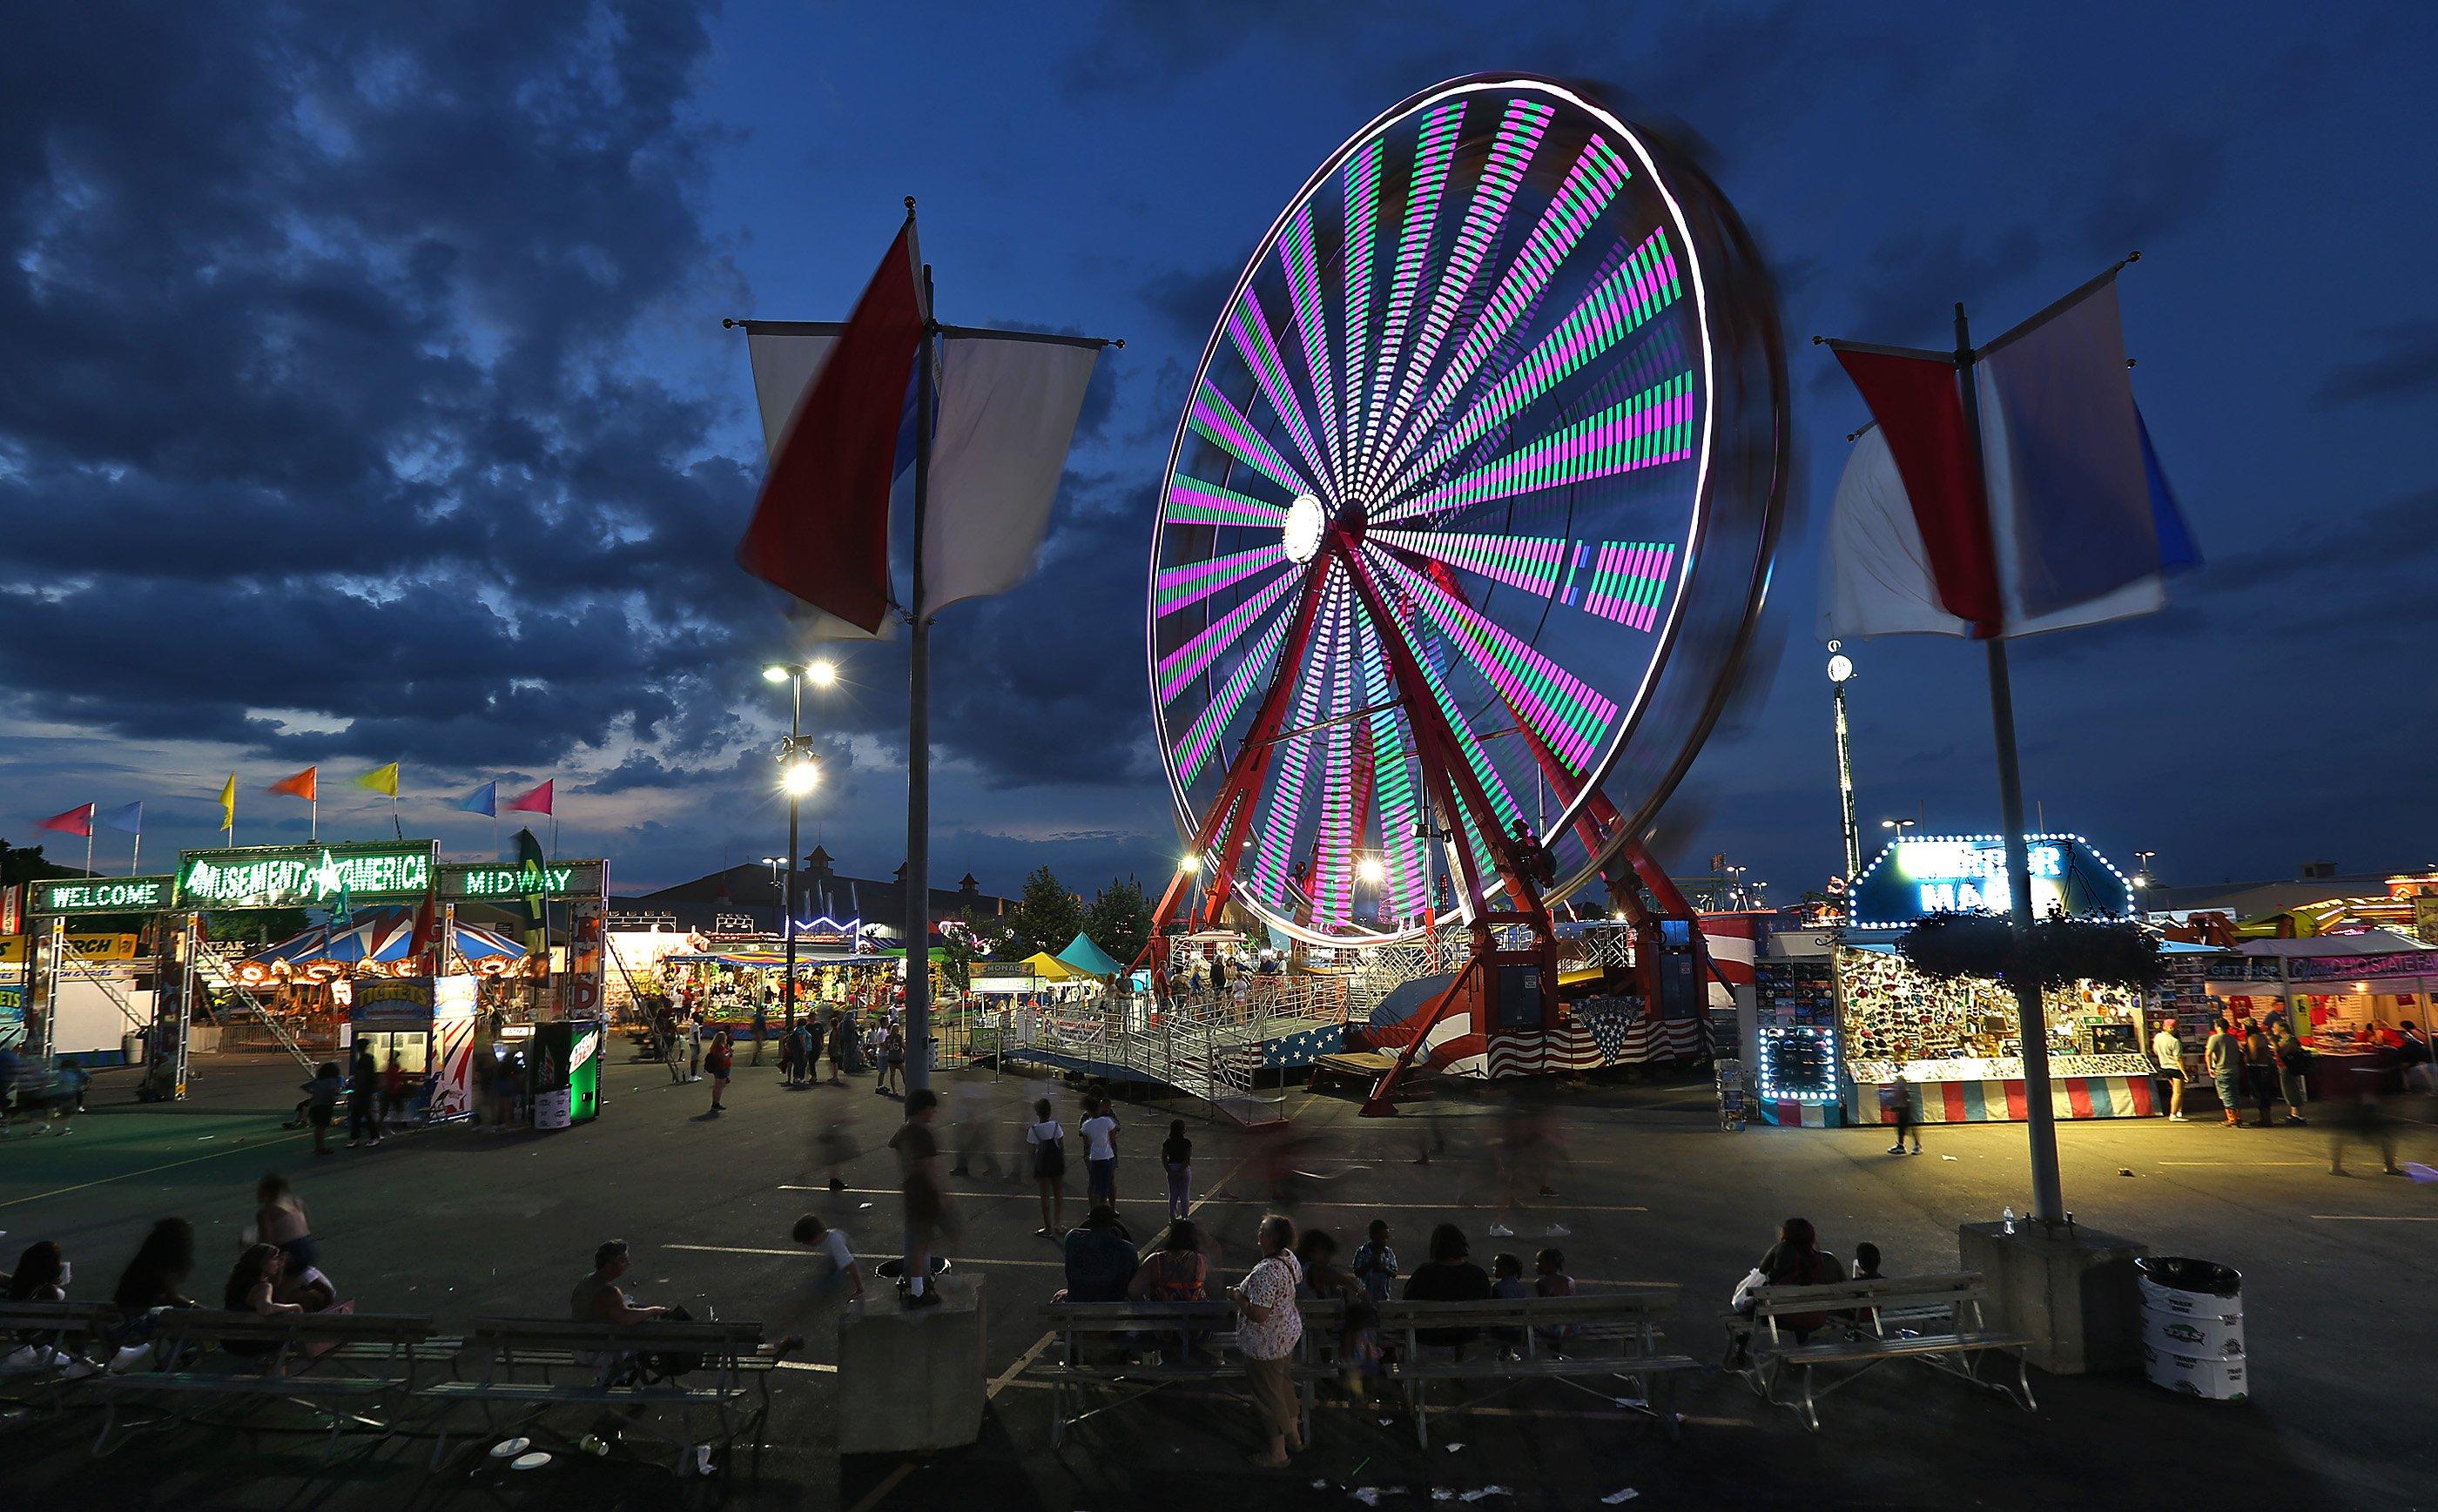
[4,2,2432,897]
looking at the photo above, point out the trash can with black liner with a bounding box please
[2137,1256,2246,1401]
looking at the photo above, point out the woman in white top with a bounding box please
[1026,1099,1067,1237]
[1231,1213,1305,1467]
[2151,1023,2187,1120]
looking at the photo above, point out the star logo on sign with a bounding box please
[309,850,345,900]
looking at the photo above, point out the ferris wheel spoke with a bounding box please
[1370,528,1570,598]
[1154,545,1290,619]
[1369,138,1638,497]
[1338,138,1383,486]
[1278,204,1345,488]
[1351,604,1429,917]
[1155,564,1303,705]
[1366,544,1618,776]
[1371,528,1680,634]
[1371,368,1696,527]
[1359,97,1554,498]
[1165,474,1291,529]
[1228,293,1335,499]
[1173,588,1301,788]
[1361,101,1465,480]
[1383,225,1683,503]
[1554,539,1678,631]
[1247,570,1348,910]
[1189,379,1315,501]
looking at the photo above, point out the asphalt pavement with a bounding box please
[3,1045,2435,1510]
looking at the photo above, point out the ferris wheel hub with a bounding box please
[1281,494,1325,564]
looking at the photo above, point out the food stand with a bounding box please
[1836,833,2158,1125]
[348,976,481,1124]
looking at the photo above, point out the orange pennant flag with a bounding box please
[267,766,319,802]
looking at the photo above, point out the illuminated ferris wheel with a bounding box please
[1148,75,1787,950]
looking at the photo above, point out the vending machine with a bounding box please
[529,1018,603,1130]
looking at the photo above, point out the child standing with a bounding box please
[1350,1220,1399,1305]
[1161,1119,1193,1222]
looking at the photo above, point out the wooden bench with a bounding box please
[1375,1289,1699,1448]
[0,1300,122,1411]
[416,1316,775,1474]
[1723,1271,2034,1430]
[1027,1298,1344,1446]
[80,1309,441,1456]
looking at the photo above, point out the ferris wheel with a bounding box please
[1148,75,1787,951]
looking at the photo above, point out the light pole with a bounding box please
[1881,816,1917,839]
[1828,643,1860,881]
[2133,850,2157,892]
[764,658,838,1032]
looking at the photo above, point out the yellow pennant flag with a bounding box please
[217,773,236,832]
[355,762,401,797]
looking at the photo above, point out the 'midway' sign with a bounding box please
[440,859,603,901]
[1846,832,2138,930]
[177,843,438,910]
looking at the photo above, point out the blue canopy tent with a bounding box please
[1056,932,1127,978]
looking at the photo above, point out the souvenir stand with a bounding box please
[1837,833,2158,1126]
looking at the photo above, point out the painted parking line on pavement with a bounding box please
[0,1126,306,1211]
[785,1185,1646,1213]
[2156,1160,2327,1166]
[2308,1214,2438,1221]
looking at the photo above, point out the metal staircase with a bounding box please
[192,943,316,1072]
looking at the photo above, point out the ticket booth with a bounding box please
[348,976,482,1124]
[529,1018,603,1130]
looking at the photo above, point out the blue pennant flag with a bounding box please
[98,801,144,835]
[459,782,498,817]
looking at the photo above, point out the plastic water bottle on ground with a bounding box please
[2002,1206,2017,1235]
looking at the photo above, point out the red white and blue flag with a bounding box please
[1822,270,2199,640]
[736,216,929,636]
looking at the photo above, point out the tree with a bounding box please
[1008,865,1085,958]
[1085,876,1153,966]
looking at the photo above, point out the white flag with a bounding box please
[919,333,1102,616]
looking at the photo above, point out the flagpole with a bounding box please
[84,820,94,880]
[310,791,318,843]
[905,230,936,1105]
[131,829,141,877]
[1957,299,2066,1229]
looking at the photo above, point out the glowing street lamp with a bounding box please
[1828,642,1860,880]
[764,657,841,1029]
[781,755,820,797]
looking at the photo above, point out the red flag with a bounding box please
[37,803,94,837]
[1828,346,2001,634]
[267,766,319,802]
[734,217,926,634]
[409,888,440,968]
[504,779,554,816]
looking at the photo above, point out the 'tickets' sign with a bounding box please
[176,843,437,909]
[1846,833,2138,930]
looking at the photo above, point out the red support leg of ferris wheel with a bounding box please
[1331,533,1559,1115]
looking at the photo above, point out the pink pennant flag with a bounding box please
[37,803,95,837]
[503,779,555,816]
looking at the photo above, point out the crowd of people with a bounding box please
[1,1173,348,1380]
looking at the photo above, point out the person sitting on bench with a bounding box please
[1752,1217,1845,1342]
